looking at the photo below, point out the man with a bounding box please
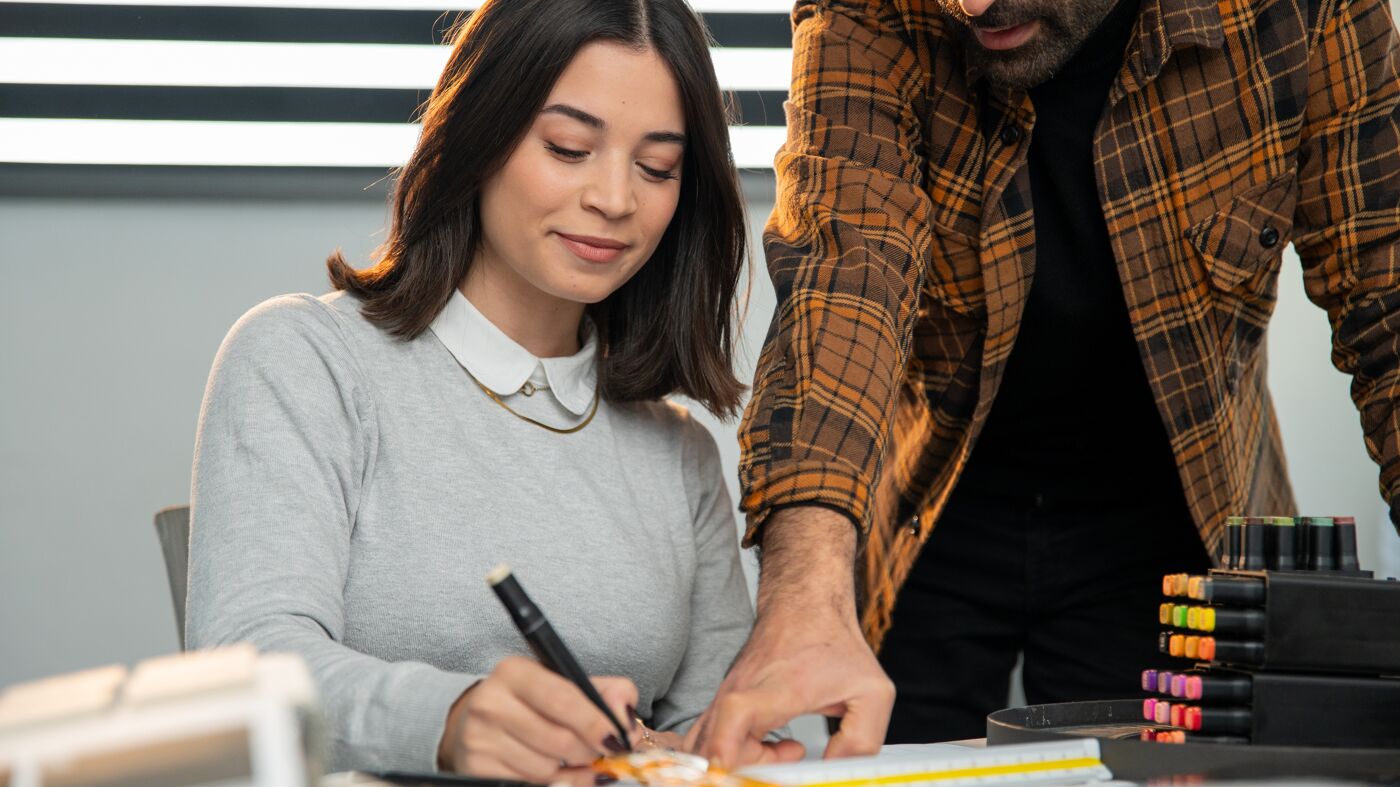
[690,0,1400,762]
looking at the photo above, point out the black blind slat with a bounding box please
[0,84,788,125]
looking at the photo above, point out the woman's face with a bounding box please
[474,40,686,309]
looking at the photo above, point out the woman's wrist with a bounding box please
[438,683,477,771]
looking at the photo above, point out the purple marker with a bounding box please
[1142,669,1159,692]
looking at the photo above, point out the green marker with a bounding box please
[1268,516,1295,570]
[1303,516,1335,570]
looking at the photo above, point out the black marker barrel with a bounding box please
[1335,516,1360,572]
[1185,706,1252,736]
[1204,638,1265,665]
[1205,607,1266,637]
[1200,576,1265,606]
[1268,516,1295,570]
[1240,516,1267,570]
[1225,516,1244,569]
[487,565,633,750]
[1303,516,1335,570]
[1182,673,1252,703]
[1183,733,1249,745]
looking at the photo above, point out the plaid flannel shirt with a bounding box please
[739,0,1400,648]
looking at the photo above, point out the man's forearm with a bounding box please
[755,506,859,623]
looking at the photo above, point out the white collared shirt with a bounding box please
[428,289,597,417]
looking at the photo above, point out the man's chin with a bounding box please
[966,44,1071,90]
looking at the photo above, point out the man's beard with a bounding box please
[935,0,1122,89]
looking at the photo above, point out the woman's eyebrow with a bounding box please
[541,103,605,128]
[540,103,685,146]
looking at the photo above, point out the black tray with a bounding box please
[986,700,1400,782]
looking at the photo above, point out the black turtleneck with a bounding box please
[953,0,1186,512]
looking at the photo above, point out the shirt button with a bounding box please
[907,514,921,536]
[1000,124,1022,145]
[1259,224,1280,248]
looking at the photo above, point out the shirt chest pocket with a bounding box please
[1184,173,1297,393]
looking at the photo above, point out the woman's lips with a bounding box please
[556,232,628,264]
[971,19,1040,51]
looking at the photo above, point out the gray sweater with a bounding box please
[186,292,753,773]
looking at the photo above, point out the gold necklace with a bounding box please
[470,374,599,434]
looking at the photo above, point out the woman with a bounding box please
[185,0,795,778]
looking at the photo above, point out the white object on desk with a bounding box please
[0,644,324,787]
[737,738,1111,787]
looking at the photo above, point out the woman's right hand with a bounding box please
[438,656,639,782]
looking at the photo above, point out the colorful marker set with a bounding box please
[1140,698,1250,734]
[1157,602,1264,636]
[1157,568,1400,674]
[1142,669,1253,704]
[1160,573,1265,606]
[1157,633,1263,664]
[1220,515,1362,574]
[1143,530,1400,747]
[1138,666,1400,747]
[1137,729,1247,745]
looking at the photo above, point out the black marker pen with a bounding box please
[487,564,632,751]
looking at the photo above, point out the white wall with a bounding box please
[2,178,1398,699]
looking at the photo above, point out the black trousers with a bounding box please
[878,487,1210,743]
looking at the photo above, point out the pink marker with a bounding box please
[1155,701,1172,725]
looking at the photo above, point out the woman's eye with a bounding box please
[639,164,678,182]
[546,143,587,160]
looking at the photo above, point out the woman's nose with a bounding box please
[581,161,637,219]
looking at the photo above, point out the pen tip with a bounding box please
[486,563,513,586]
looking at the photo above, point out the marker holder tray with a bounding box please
[1205,569,1400,674]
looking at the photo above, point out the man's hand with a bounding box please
[687,506,895,768]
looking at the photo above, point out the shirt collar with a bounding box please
[429,289,599,416]
[957,0,1224,89]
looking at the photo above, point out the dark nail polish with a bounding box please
[626,706,638,730]
[595,776,618,785]
[603,734,627,753]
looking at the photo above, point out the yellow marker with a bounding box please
[1187,607,1201,630]
[1201,607,1216,632]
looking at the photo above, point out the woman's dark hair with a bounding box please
[328,0,746,417]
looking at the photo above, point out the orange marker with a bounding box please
[1199,637,1216,661]
[1169,634,1186,657]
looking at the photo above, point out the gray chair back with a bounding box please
[153,504,192,649]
